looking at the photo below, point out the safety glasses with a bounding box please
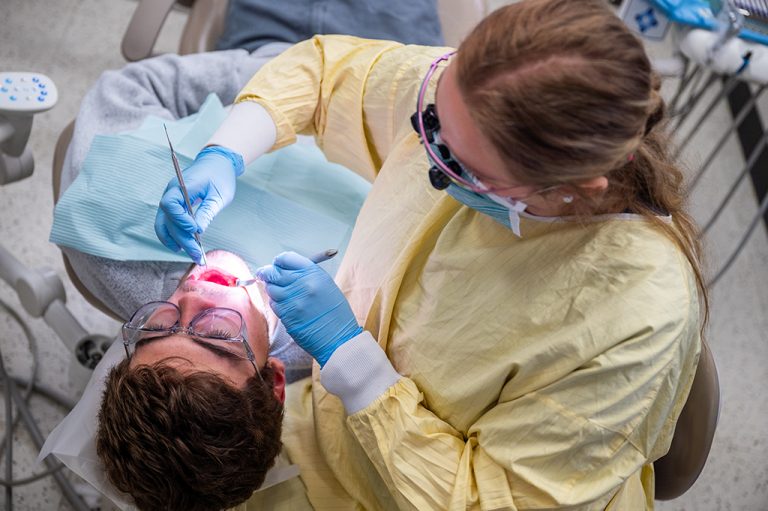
[411,52,544,196]
[122,301,263,382]
[410,52,474,191]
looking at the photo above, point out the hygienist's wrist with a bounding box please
[320,331,401,415]
[197,145,245,176]
[206,100,277,164]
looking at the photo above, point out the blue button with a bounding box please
[4,78,12,84]
[32,77,39,83]
[37,96,45,102]
[0,87,7,93]
[40,90,47,96]
[38,83,45,89]
[9,96,17,101]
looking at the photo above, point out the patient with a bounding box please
[96,250,286,511]
[47,2,445,509]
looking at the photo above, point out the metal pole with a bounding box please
[687,85,767,192]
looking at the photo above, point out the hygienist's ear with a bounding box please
[267,357,286,403]
[576,176,609,196]
[558,176,609,204]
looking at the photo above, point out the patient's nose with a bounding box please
[177,293,218,323]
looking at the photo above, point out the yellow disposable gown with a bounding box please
[237,36,701,510]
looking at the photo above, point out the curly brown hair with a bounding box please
[96,358,283,511]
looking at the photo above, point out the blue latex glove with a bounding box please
[257,252,363,367]
[155,145,244,264]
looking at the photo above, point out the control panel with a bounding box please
[0,72,58,115]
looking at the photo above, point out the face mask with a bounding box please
[445,180,529,237]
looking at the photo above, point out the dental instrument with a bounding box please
[163,124,207,267]
[236,248,338,287]
[0,70,98,510]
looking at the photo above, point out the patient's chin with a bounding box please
[186,250,253,284]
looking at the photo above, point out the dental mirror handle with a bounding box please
[237,249,338,287]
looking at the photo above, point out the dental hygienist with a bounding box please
[155,0,707,508]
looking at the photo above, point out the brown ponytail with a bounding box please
[645,74,665,136]
[457,0,709,328]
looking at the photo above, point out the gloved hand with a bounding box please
[154,145,244,264]
[257,252,363,367]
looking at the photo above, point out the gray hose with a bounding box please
[0,298,90,510]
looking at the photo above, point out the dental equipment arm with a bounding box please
[0,70,109,511]
[0,245,110,370]
[0,72,112,387]
[708,0,745,63]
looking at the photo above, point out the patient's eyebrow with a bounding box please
[135,335,242,361]
[190,338,242,360]
[135,335,172,349]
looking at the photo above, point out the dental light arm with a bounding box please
[0,72,111,388]
[708,0,745,63]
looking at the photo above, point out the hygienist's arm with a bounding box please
[230,35,450,181]
[206,101,277,165]
[319,319,698,510]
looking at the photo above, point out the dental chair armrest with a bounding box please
[179,0,229,55]
[120,0,176,62]
[122,0,229,62]
[121,0,180,61]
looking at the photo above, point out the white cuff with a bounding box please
[206,101,277,165]
[320,331,401,415]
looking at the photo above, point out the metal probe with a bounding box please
[163,124,207,266]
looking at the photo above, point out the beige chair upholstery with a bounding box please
[437,0,486,47]
[654,339,720,500]
[52,120,124,322]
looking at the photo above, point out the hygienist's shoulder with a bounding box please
[590,216,700,310]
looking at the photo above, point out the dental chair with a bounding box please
[55,0,489,322]
[54,0,720,502]
[119,0,486,61]
[654,338,720,500]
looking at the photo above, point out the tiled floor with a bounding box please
[0,0,766,509]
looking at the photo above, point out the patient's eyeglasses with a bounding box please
[122,301,263,382]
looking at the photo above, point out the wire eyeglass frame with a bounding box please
[122,301,264,383]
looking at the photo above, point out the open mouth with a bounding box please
[184,250,253,287]
[188,268,238,287]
